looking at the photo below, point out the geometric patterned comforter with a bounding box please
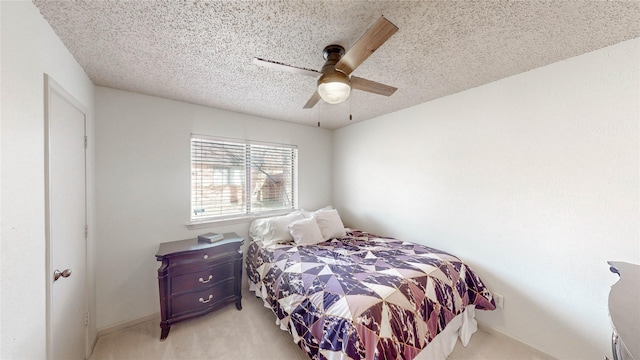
[246,230,495,360]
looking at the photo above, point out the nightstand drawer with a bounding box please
[170,249,224,266]
[171,261,234,295]
[171,279,235,316]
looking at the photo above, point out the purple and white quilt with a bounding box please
[246,230,495,360]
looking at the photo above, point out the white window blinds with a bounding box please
[191,135,298,222]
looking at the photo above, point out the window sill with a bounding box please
[186,209,295,230]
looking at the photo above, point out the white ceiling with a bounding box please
[33,1,639,129]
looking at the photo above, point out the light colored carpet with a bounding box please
[90,287,555,360]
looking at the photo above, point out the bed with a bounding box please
[245,209,495,360]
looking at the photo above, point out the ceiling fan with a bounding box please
[253,16,399,109]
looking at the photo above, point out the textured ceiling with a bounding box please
[33,1,640,129]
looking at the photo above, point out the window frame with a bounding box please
[188,134,298,227]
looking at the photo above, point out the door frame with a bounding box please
[44,74,89,359]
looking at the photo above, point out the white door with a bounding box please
[46,75,87,360]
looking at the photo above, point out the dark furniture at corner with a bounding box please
[608,261,639,360]
[156,233,244,340]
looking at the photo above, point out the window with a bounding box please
[190,135,298,222]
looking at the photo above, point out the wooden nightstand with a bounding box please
[155,233,244,340]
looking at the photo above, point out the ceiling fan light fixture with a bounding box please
[317,72,351,104]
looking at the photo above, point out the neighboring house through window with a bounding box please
[191,134,298,223]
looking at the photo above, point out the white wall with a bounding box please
[333,38,639,360]
[0,1,96,358]
[94,87,333,329]
[4,2,634,357]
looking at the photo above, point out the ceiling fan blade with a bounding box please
[303,91,322,109]
[335,16,398,75]
[253,57,320,77]
[351,76,397,96]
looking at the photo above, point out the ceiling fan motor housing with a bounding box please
[323,44,345,60]
[320,45,348,76]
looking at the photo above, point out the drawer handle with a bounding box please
[199,295,213,304]
[198,275,213,284]
[203,254,209,260]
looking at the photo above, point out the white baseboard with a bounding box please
[96,312,160,338]
[89,333,98,359]
[477,320,558,360]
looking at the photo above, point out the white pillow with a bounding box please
[262,211,305,246]
[301,205,333,218]
[249,217,269,240]
[313,209,346,240]
[288,217,324,246]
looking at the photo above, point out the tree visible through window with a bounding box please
[191,135,297,222]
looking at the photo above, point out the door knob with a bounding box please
[53,269,72,281]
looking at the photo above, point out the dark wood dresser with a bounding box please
[155,233,244,340]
